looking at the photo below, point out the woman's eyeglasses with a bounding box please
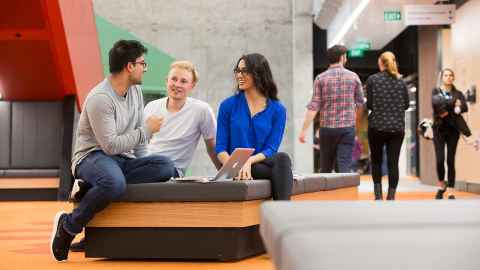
[233,68,251,75]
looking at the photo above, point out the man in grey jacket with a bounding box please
[50,40,176,262]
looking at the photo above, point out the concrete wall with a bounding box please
[93,0,313,175]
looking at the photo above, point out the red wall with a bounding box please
[0,0,103,108]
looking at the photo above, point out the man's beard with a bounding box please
[131,79,143,85]
[129,74,143,85]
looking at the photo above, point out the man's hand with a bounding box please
[299,110,317,143]
[235,158,253,180]
[146,115,164,133]
[298,130,307,143]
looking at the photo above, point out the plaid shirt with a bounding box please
[307,65,364,128]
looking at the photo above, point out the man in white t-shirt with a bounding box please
[144,60,221,175]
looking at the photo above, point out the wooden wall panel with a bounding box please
[450,0,480,182]
[418,26,441,185]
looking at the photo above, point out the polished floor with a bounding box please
[0,177,478,270]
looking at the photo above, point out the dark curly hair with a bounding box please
[235,53,278,100]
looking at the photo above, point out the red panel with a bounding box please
[0,40,63,100]
[0,1,45,30]
[55,0,103,108]
[0,0,102,106]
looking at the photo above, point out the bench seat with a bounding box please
[83,173,360,260]
[260,200,480,270]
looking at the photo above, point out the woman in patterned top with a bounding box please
[366,51,410,200]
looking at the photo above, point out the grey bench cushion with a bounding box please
[0,102,11,168]
[323,172,359,190]
[11,102,62,169]
[118,180,272,202]
[300,174,327,192]
[3,169,59,177]
[291,178,305,195]
[116,173,359,202]
[300,173,359,193]
[260,201,480,270]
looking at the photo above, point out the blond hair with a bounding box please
[170,60,199,83]
[379,51,401,79]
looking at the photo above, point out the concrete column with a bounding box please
[291,0,314,173]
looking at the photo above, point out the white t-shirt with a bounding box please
[144,97,216,175]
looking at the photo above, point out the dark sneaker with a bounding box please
[50,211,75,261]
[70,237,86,252]
[69,179,92,202]
[435,188,446,200]
[448,194,456,200]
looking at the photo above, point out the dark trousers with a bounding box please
[64,151,176,234]
[433,127,460,188]
[318,127,355,173]
[368,128,405,189]
[251,152,293,200]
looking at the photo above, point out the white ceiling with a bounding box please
[314,0,434,50]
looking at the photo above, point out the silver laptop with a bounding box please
[173,148,255,183]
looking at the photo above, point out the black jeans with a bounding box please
[368,128,405,189]
[251,152,293,200]
[433,127,460,188]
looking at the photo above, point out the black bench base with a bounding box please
[85,225,264,261]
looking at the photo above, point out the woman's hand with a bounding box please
[454,99,462,114]
[235,158,253,180]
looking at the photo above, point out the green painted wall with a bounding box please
[94,15,174,96]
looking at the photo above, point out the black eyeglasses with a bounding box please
[133,61,148,68]
[233,67,251,75]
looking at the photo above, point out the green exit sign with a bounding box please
[384,11,401,21]
[348,49,364,58]
[353,41,371,50]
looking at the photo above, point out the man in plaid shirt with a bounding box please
[299,45,364,173]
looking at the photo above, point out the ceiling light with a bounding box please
[329,0,370,47]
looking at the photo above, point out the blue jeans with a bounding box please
[318,127,355,173]
[64,151,176,234]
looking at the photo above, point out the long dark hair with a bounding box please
[235,53,279,100]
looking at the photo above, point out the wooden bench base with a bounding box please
[83,185,359,260]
